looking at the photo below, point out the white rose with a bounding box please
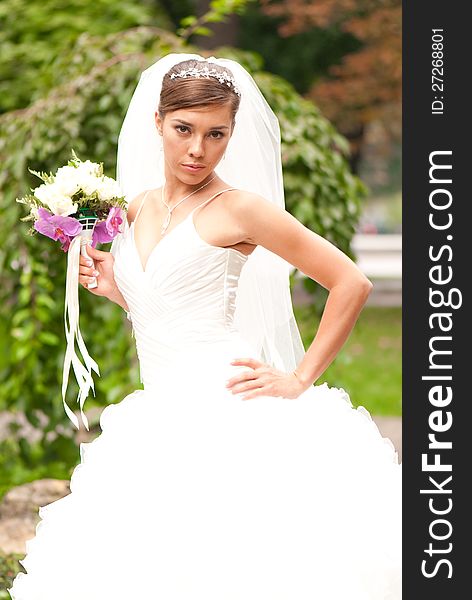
[54,171,81,197]
[55,165,78,181]
[35,182,77,215]
[47,195,78,216]
[77,160,100,177]
[97,176,121,201]
[79,173,101,196]
[33,183,53,204]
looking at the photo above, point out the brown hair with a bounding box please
[158,59,241,130]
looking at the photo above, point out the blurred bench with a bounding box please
[352,234,401,306]
[291,234,402,307]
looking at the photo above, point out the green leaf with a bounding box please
[38,331,60,346]
[179,15,198,27]
[205,13,226,23]
[193,26,214,36]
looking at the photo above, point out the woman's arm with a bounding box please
[79,244,131,311]
[231,192,373,386]
[107,284,130,312]
[293,276,372,386]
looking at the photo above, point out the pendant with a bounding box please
[161,211,171,235]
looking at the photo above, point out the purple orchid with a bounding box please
[34,207,82,252]
[91,206,123,247]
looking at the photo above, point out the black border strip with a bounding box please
[403,2,469,596]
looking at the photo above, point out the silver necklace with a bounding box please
[160,174,217,235]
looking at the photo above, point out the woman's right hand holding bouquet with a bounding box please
[79,246,129,311]
[78,245,113,296]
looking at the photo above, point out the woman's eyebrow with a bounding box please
[171,118,229,129]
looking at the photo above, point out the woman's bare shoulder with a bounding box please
[223,188,275,216]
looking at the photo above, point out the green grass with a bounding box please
[293,305,402,416]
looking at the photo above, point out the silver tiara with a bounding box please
[169,65,241,97]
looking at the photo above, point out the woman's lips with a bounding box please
[182,164,205,172]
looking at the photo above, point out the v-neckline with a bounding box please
[130,211,193,274]
[130,209,249,275]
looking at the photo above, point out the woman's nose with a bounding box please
[188,137,204,157]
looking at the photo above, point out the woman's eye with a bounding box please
[175,126,223,138]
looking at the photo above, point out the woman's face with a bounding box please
[154,103,233,184]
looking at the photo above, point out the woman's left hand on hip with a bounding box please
[226,357,310,400]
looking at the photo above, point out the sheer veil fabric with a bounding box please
[113,52,306,372]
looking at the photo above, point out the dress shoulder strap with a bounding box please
[191,187,237,214]
[132,189,151,225]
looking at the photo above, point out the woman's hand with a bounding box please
[79,244,116,298]
[225,357,312,400]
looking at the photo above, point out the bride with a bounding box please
[9,53,401,600]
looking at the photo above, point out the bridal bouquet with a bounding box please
[16,150,127,431]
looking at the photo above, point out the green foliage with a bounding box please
[0,26,365,496]
[177,0,255,39]
[0,0,171,114]
[0,551,25,596]
[0,435,74,502]
[257,70,365,237]
[238,3,361,95]
[254,70,367,309]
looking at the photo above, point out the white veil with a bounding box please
[114,52,305,372]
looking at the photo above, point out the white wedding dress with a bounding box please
[9,188,402,600]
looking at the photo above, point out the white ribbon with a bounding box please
[61,234,100,430]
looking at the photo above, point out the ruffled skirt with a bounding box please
[9,345,401,600]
